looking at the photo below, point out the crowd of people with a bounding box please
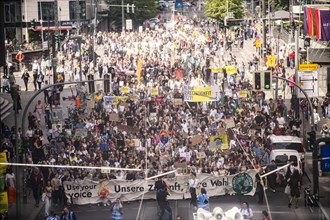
[0,14,329,219]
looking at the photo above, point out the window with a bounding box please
[69,1,86,20]
[4,3,19,23]
[38,2,55,21]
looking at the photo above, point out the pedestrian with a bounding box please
[32,60,40,91]
[60,206,76,220]
[37,72,44,90]
[5,168,16,204]
[312,108,321,131]
[156,180,173,220]
[197,188,209,211]
[255,167,265,204]
[266,160,277,193]
[239,201,253,220]
[288,169,301,209]
[34,100,44,123]
[320,124,329,137]
[111,198,123,220]
[262,210,271,220]
[46,210,60,220]
[288,74,295,94]
[51,172,61,206]
[21,67,30,91]
[2,76,9,93]
[188,172,199,209]
[29,167,44,207]
[321,97,329,118]
[44,181,53,217]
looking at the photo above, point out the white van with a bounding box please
[269,149,303,175]
[267,135,305,162]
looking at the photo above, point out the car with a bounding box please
[269,149,303,176]
[267,135,305,162]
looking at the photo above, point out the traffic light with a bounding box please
[104,74,110,94]
[264,71,272,90]
[31,19,36,29]
[304,37,311,48]
[55,34,59,43]
[254,72,261,90]
[87,74,95,93]
[307,131,316,150]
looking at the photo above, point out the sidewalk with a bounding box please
[7,192,44,220]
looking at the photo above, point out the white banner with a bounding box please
[63,170,257,205]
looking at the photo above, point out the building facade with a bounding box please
[4,0,95,44]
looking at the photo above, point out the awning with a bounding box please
[31,26,73,32]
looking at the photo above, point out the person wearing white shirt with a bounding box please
[240,202,253,220]
[188,172,199,209]
[312,109,321,131]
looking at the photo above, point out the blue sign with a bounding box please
[321,145,330,172]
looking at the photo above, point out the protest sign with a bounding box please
[173,99,183,105]
[183,85,220,102]
[75,128,88,137]
[197,151,206,159]
[225,118,236,128]
[190,135,203,146]
[109,113,120,122]
[210,135,229,150]
[87,100,95,109]
[117,125,140,133]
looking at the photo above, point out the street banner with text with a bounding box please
[63,170,256,204]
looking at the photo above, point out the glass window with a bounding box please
[275,155,288,166]
[4,3,18,23]
[69,1,86,20]
[38,2,55,21]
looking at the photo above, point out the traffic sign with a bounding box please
[321,145,330,172]
[298,64,318,71]
[267,55,276,67]
[296,71,319,98]
[126,19,133,30]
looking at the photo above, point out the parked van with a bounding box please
[269,149,303,176]
[267,135,305,162]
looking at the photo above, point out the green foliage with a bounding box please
[274,0,290,11]
[28,30,41,43]
[204,0,245,21]
[104,0,158,30]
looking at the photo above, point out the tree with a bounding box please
[204,0,245,22]
[104,0,158,31]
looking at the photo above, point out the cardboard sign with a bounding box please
[182,133,188,139]
[217,128,226,136]
[197,151,206,159]
[190,135,203,146]
[109,113,120,122]
[117,125,140,133]
[225,118,236,128]
[173,99,183,105]
[87,100,95,109]
[75,128,88,137]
